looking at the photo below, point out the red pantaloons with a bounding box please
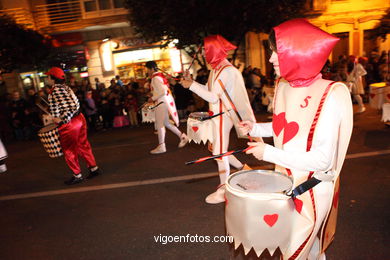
[59,113,96,174]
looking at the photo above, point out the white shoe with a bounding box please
[178,133,189,148]
[0,164,7,173]
[205,185,225,204]
[357,106,366,113]
[150,143,166,154]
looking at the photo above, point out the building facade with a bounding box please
[246,0,389,76]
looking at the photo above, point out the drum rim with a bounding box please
[226,169,293,196]
[189,112,209,120]
[39,123,58,133]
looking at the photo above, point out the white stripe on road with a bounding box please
[0,149,389,201]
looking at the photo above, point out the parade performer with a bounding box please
[181,35,256,204]
[0,138,7,173]
[239,19,353,259]
[47,67,101,185]
[145,61,189,154]
[347,55,367,113]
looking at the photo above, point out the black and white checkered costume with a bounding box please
[48,84,80,125]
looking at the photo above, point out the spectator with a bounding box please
[115,75,124,87]
[84,91,98,131]
[8,91,27,140]
[124,93,139,127]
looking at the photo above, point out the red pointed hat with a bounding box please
[273,19,339,86]
[204,35,237,69]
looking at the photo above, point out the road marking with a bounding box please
[0,149,389,201]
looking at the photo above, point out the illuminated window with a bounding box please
[82,0,124,12]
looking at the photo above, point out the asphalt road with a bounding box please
[0,106,389,260]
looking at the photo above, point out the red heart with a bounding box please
[192,126,199,132]
[370,93,376,99]
[283,121,299,145]
[174,112,177,116]
[333,191,339,208]
[272,112,286,137]
[293,198,303,214]
[144,113,147,116]
[170,102,174,107]
[263,214,278,227]
[208,111,214,116]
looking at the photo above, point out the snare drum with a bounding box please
[38,124,63,158]
[187,112,213,144]
[225,170,294,256]
[141,105,155,123]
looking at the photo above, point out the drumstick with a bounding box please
[149,101,164,109]
[185,146,254,165]
[200,112,225,121]
[36,102,51,115]
[39,97,50,106]
[187,45,202,70]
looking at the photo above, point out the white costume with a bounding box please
[0,138,8,173]
[150,72,187,153]
[347,61,367,112]
[233,19,354,259]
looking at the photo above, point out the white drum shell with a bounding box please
[142,107,155,123]
[225,170,294,256]
[186,112,214,145]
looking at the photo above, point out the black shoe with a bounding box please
[64,176,84,185]
[86,167,102,179]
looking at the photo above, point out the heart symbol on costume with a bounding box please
[272,112,299,144]
[192,126,199,132]
[370,93,376,99]
[293,198,303,214]
[174,112,177,116]
[208,111,214,116]
[272,112,286,137]
[283,121,299,145]
[144,113,147,116]
[263,214,278,227]
[170,102,174,107]
[333,191,339,208]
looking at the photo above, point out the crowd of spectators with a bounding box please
[0,49,388,143]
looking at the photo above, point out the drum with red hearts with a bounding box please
[141,105,155,123]
[186,112,214,145]
[225,169,294,257]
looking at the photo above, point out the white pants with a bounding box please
[211,114,243,184]
[155,102,181,144]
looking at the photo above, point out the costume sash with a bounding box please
[151,73,179,126]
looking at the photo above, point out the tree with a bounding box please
[124,0,309,67]
[0,15,51,74]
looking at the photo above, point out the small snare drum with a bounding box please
[225,170,294,257]
[141,105,156,123]
[187,112,213,145]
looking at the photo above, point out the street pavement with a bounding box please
[0,105,389,260]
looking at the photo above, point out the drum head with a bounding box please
[189,112,209,120]
[39,124,57,133]
[228,170,292,194]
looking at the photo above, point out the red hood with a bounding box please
[204,35,236,69]
[273,19,339,87]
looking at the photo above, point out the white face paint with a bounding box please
[269,51,280,77]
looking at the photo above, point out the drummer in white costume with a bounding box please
[145,61,189,154]
[181,35,256,204]
[240,19,353,259]
[0,138,7,173]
